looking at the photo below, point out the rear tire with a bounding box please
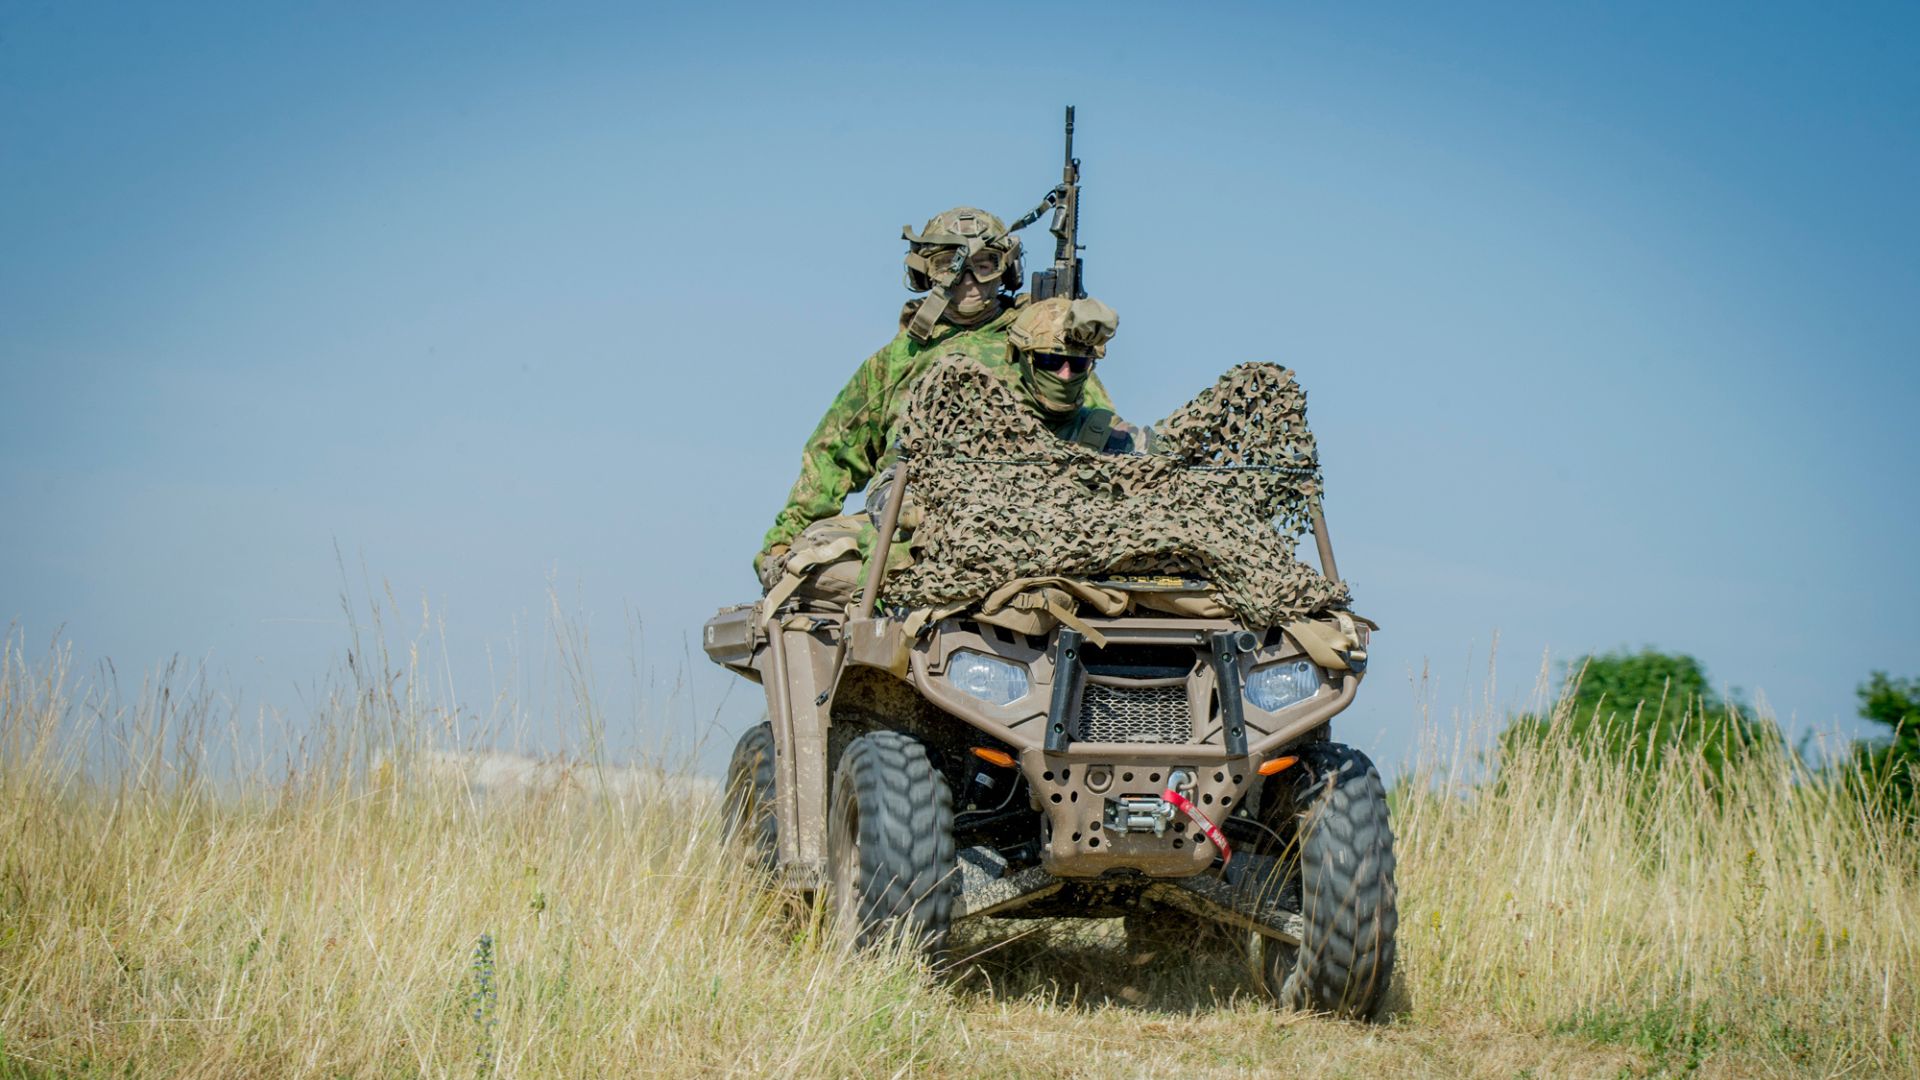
[723,722,778,867]
[1252,742,1398,1019]
[826,731,956,952]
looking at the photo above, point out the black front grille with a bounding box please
[1078,683,1192,743]
[1079,642,1197,680]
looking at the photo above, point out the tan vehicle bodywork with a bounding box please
[704,600,1364,890]
[706,452,1366,941]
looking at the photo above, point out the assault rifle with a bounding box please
[1010,106,1084,302]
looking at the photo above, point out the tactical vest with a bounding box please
[1055,407,1117,451]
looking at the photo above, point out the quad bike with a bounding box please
[704,376,1398,1019]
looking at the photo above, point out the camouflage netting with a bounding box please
[881,358,1350,626]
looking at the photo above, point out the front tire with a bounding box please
[723,723,778,867]
[826,731,956,952]
[1252,742,1398,1019]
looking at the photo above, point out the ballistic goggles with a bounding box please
[906,243,1016,285]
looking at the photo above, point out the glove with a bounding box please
[865,464,921,531]
[865,465,898,528]
[755,544,791,593]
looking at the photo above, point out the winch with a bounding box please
[1103,769,1196,836]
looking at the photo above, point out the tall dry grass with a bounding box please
[0,632,970,1077]
[1395,668,1918,1074]
[1,628,1914,1078]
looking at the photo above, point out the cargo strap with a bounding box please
[1283,610,1366,671]
[974,586,1109,649]
[904,291,950,342]
[761,534,862,621]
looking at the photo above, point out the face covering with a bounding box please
[1022,357,1090,414]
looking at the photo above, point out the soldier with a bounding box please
[757,293,1146,609]
[1005,295,1151,455]
[754,207,1119,588]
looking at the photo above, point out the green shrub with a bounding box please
[1847,671,1920,817]
[1501,648,1777,787]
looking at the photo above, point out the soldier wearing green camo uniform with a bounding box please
[756,294,1146,600]
[755,207,1124,586]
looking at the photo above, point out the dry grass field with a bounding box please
[1,630,1914,1078]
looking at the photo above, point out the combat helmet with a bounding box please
[900,207,1023,341]
[1007,296,1119,359]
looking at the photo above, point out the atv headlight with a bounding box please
[946,650,1030,706]
[1245,659,1323,713]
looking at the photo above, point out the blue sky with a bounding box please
[3,2,1915,769]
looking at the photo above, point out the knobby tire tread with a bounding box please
[723,722,778,866]
[1269,742,1399,1019]
[834,730,956,951]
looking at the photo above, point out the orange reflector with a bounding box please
[971,747,1016,768]
[1258,755,1299,776]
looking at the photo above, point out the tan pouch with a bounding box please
[763,515,868,614]
[1130,589,1234,619]
[972,577,1130,647]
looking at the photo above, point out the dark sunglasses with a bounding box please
[1032,352,1094,375]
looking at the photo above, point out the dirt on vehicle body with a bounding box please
[705,359,1398,1018]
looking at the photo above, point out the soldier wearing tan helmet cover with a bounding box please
[1005,296,1152,454]
[754,207,1120,587]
